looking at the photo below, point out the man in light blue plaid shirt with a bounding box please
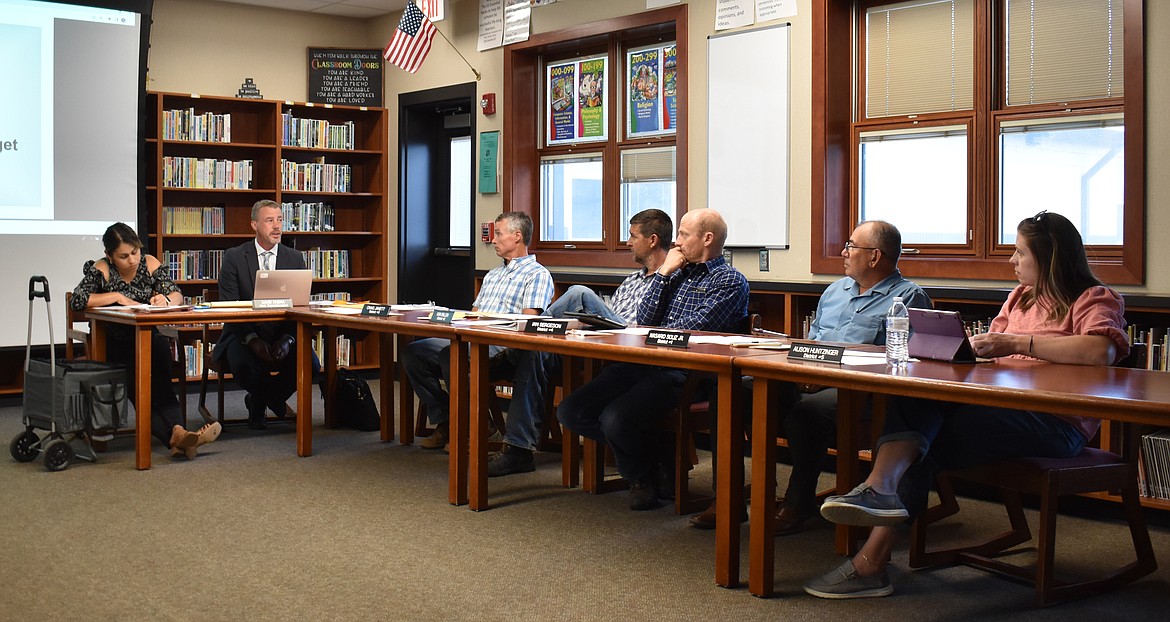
[558,209,749,510]
[488,209,674,477]
[401,212,553,450]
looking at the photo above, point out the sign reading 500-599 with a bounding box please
[307,47,383,107]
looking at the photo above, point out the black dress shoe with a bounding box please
[245,393,267,430]
[628,477,662,511]
[487,445,536,477]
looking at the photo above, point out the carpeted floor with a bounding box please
[1,382,1168,621]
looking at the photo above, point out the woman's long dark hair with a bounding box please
[1016,211,1103,324]
[102,222,143,257]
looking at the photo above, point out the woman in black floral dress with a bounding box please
[71,223,221,459]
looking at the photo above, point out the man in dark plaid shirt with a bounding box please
[557,209,749,511]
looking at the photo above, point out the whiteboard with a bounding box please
[707,24,790,248]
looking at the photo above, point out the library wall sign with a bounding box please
[307,48,383,107]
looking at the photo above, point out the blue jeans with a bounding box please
[401,337,504,426]
[556,362,686,482]
[547,285,625,324]
[402,338,552,451]
[878,395,1088,518]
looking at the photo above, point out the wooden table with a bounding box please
[85,306,288,470]
[456,325,772,589]
[735,352,1170,597]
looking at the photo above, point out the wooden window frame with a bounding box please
[812,0,1145,283]
[503,5,688,268]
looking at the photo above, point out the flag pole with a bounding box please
[431,21,481,81]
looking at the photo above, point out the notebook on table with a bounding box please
[253,269,313,306]
[908,308,977,363]
[562,311,627,330]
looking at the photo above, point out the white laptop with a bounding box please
[253,269,313,306]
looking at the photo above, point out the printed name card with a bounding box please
[645,329,690,348]
[361,303,391,317]
[788,342,845,364]
[253,298,292,309]
[524,319,569,335]
[429,309,455,324]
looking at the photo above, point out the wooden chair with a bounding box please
[907,426,1157,606]
[64,292,91,360]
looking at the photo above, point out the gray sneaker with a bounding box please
[804,560,893,599]
[819,483,908,526]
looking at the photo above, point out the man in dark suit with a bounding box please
[213,199,306,429]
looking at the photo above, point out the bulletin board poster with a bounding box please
[576,58,607,140]
[307,48,383,107]
[546,56,608,146]
[663,45,678,130]
[628,45,674,138]
[547,62,577,144]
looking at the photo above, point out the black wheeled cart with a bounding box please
[9,276,128,471]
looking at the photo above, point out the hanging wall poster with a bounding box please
[628,46,668,137]
[577,57,607,140]
[547,61,577,144]
[663,44,678,131]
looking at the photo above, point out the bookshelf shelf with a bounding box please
[144,90,389,372]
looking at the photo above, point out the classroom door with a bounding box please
[398,83,477,309]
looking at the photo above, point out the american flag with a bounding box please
[383,2,437,74]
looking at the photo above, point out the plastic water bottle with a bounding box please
[885,296,910,367]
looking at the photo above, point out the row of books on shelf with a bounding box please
[1140,429,1170,499]
[163,206,226,234]
[163,108,231,142]
[282,115,356,150]
[162,156,254,189]
[281,159,351,193]
[312,331,353,368]
[282,200,335,232]
[1127,326,1170,371]
[163,249,225,281]
[303,249,350,279]
[162,248,349,281]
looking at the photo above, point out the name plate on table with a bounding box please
[361,303,391,317]
[253,298,292,309]
[788,341,844,364]
[524,319,569,335]
[429,309,455,324]
[646,329,690,348]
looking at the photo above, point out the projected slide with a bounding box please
[0,18,52,219]
[0,0,147,348]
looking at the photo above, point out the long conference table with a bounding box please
[86,305,1170,595]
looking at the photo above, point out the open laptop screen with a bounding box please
[253,269,313,306]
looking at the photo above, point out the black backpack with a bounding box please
[334,368,380,431]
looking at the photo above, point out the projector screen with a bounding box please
[0,0,151,347]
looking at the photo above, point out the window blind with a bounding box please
[866,0,974,117]
[1006,0,1124,106]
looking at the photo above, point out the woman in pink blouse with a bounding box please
[803,211,1129,599]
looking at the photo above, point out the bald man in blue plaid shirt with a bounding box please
[401,212,553,450]
[557,209,749,511]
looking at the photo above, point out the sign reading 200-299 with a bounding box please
[307,48,384,107]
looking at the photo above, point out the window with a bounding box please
[540,154,604,241]
[813,0,1143,283]
[619,146,676,240]
[503,6,687,268]
[449,135,471,247]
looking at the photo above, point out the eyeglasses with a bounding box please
[1032,210,1049,224]
[843,241,880,253]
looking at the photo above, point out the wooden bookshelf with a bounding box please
[143,91,388,377]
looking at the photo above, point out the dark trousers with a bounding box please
[556,362,686,482]
[223,339,298,415]
[106,327,183,448]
